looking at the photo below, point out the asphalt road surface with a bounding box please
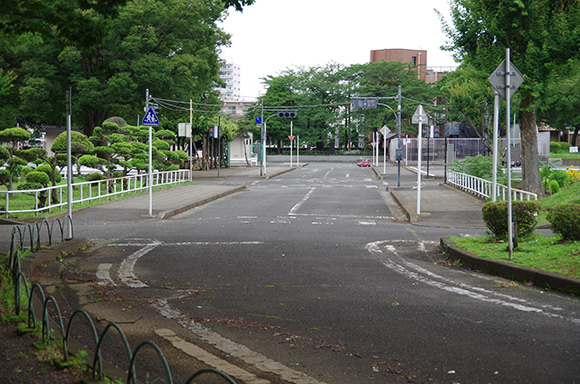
[65,162,580,384]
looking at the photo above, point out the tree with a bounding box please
[0,0,254,134]
[51,130,95,176]
[0,127,31,190]
[437,67,496,152]
[348,60,437,139]
[540,60,580,146]
[442,0,580,196]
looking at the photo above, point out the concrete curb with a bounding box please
[159,185,246,219]
[19,238,92,278]
[440,237,580,295]
[389,189,412,223]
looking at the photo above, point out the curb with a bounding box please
[19,238,92,278]
[159,185,247,219]
[440,238,580,295]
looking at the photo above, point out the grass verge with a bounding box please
[448,234,580,279]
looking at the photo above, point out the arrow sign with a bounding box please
[488,59,524,99]
[412,105,428,124]
[142,107,159,127]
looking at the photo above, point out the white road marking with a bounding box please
[366,240,580,324]
[155,329,271,384]
[96,263,117,286]
[118,241,161,288]
[152,300,327,384]
[289,188,315,214]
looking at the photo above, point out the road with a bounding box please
[62,162,579,384]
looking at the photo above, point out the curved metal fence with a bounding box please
[4,217,238,384]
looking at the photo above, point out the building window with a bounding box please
[411,56,417,66]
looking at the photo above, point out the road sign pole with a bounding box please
[146,89,153,216]
[417,110,423,215]
[397,86,402,187]
[290,121,293,168]
[492,91,500,201]
[506,49,514,260]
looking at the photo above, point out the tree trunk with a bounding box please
[572,126,579,147]
[519,95,544,197]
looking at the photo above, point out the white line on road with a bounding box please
[151,299,327,384]
[289,188,315,215]
[155,329,271,384]
[366,240,580,324]
[118,241,160,288]
[96,263,117,286]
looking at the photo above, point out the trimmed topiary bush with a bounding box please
[85,172,104,181]
[482,200,541,239]
[548,179,560,194]
[546,204,580,241]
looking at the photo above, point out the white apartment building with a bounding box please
[216,63,241,101]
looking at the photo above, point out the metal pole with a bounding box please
[383,131,386,175]
[217,116,221,179]
[146,89,153,217]
[66,88,73,239]
[397,85,402,187]
[297,135,300,166]
[492,91,500,201]
[260,100,264,176]
[190,99,193,181]
[417,106,423,215]
[506,49,513,259]
[290,121,293,168]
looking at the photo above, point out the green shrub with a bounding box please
[549,169,570,188]
[546,204,580,241]
[548,179,560,194]
[36,163,62,183]
[550,142,563,153]
[25,171,50,187]
[482,200,541,238]
[85,172,104,181]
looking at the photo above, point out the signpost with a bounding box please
[412,105,428,215]
[142,90,160,217]
[380,125,390,175]
[488,49,524,260]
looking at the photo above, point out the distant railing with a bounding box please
[447,171,538,201]
[1,169,189,217]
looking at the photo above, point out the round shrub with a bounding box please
[546,204,580,241]
[548,179,560,194]
[482,200,541,239]
[36,163,62,183]
[85,172,104,181]
[25,171,50,187]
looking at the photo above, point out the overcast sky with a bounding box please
[219,0,458,99]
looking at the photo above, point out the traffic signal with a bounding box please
[150,103,161,114]
[278,110,297,118]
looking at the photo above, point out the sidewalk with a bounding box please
[374,163,486,229]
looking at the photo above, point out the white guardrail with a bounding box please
[1,169,189,217]
[447,171,538,201]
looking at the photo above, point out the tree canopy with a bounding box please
[0,0,254,135]
[442,0,580,195]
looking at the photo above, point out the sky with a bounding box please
[218,0,458,99]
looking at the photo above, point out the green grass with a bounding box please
[449,235,580,279]
[550,153,580,160]
[451,181,580,279]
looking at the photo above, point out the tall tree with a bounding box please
[0,0,254,134]
[348,60,437,138]
[442,0,580,196]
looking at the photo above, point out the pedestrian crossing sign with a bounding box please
[142,107,159,127]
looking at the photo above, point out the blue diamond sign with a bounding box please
[142,107,159,127]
